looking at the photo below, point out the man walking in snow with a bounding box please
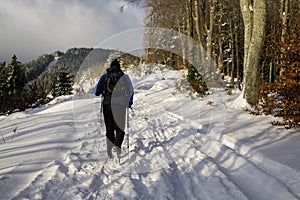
[94,59,134,162]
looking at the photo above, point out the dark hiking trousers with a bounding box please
[103,103,126,157]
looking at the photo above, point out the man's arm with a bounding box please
[124,74,134,108]
[94,73,108,96]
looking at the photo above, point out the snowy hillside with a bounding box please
[0,66,299,200]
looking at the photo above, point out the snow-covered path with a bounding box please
[0,68,299,200]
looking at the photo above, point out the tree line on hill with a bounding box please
[0,48,112,114]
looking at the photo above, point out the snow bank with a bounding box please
[0,66,299,200]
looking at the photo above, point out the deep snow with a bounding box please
[0,65,299,200]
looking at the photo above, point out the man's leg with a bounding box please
[103,104,115,158]
[113,104,126,149]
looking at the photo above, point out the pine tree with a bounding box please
[6,55,25,96]
[186,65,208,96]
[0,62,8,112]
[0,62,7,96]
[54,68,73,97]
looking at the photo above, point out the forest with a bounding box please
[126,0,299,128]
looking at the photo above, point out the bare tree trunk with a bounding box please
[194,0,207,70]
[269,61,274,83]
[194,0,202,44]
[235,24,241,90]
[207,0,216,65]
[177,5,188,67]
[230,20,235,88]
[218,21,224,71]
[280,0,289,42]
[184,0,196,68]
[240,0,253,75]
[241,0,267,105]
[279,0,290,76]
[186,0,194,37]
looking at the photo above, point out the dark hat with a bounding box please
[110,59,121,72]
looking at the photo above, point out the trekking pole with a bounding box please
[127,108,130,159]
[98,97,103,153]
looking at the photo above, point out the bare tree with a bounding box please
[240,0,267,105]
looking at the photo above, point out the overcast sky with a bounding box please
[0,0,145,63]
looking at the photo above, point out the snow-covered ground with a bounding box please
[0,66,299,200]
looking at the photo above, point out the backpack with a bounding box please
[105,70,125,96]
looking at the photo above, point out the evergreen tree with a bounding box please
[0,62,7,95]
[6,55,25,96]
[0,62,8,112]
[187,65,208,96]
[54,68,73,97]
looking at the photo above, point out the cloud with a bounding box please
[0,0,145,63]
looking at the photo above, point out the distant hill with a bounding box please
[23,48,112,82]
[0,47,141,114]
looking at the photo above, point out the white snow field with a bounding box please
[0,66,299,200]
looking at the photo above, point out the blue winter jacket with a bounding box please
[94,72,134,108]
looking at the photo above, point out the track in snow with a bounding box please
[0,69,299,199]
